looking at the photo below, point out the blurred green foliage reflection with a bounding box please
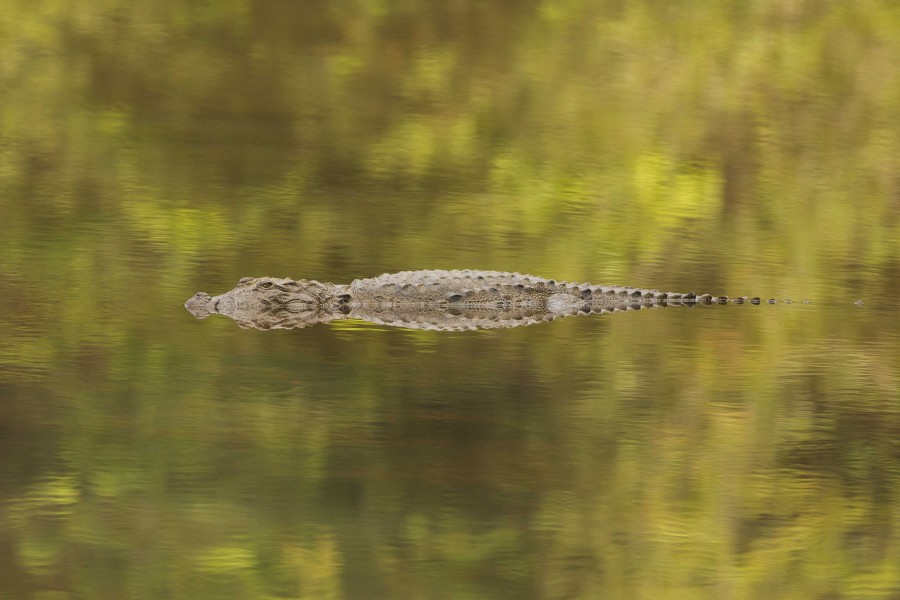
[1,1,900,598]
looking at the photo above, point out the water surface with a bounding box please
[1,2,899,599]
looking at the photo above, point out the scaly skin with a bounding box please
[184,269,761,331]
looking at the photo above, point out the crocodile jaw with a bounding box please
[184,290,253,319]
[184,289,263,319]
[184,292,215,319]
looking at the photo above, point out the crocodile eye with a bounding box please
[257,281,274,290]
[239,277,252,284]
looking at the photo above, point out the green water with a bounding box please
[2,2,900,599]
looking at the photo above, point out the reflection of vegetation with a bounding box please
[1,0,899,598]
[4,328,900,598]
[2,0,898,288]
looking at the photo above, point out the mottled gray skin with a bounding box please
[184,269,759,331]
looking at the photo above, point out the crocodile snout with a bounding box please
[184,292,214,319]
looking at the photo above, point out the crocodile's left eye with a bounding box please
[257,281,274,290]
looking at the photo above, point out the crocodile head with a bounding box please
[184,277,338,329]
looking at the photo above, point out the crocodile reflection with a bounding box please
[184,269,769,331]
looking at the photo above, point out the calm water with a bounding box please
[2,2,900,599]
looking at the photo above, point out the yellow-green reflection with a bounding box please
[1,1,899,598]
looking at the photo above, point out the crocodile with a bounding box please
[184,269,787,331]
